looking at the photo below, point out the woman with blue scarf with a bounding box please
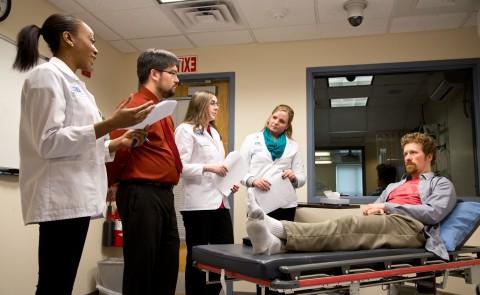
[240,105,305,222]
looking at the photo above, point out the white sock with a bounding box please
[246,218,284,255]
[247,196,287,239]
[265,215,287,239]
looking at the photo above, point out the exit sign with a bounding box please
[178,55,197,73]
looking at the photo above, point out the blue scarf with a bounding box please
[263,128,286,161]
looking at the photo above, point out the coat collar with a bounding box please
[401,171,436,181]
[49,57,80,82]
[202,125,222,151]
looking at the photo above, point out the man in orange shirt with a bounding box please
[107,49,182,295]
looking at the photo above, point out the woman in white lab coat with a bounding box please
[13,14,152,295]
[175,91,238,295]
[240,104,305,222]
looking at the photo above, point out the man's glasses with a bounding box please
[153,68,178,77]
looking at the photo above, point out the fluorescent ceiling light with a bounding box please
[328,75,373,87]
[315,151,331,157]
[331,97,368,108]
[315,160,332,165]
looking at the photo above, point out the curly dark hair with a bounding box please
[401,132,436,166]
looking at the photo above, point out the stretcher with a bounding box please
[193,243,480,294]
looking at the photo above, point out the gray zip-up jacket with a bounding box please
[375,172,457,260]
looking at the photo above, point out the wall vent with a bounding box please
[429,80,461,102]
[159,0,244,32]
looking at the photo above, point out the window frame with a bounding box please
[306,59,480,203]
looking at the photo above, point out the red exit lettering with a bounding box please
[178,56,197,73]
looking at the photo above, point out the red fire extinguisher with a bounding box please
[112,206,123,247]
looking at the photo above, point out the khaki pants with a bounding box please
[282,214,425,252]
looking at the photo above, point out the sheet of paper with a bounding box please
[128,100,177,129]
[252,172,296,213]
[216,151,248,196]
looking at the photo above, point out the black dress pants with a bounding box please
[182,209,234,295]
[117,182,180,295]
[36,216,90,295]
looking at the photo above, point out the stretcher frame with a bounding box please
[194,245,480,295]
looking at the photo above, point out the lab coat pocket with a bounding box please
[48,159,98,210]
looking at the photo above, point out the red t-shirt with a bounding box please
[387,179,422,205]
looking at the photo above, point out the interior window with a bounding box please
[315,148,365,196]
[313,69,476,197]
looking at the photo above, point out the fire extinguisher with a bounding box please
[102,202,114,247]
[112,206,123,247]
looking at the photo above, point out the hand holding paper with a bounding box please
[216,151,248,196]
[128,100,177,129]
[108,96,154,129]
[251,172,296,214]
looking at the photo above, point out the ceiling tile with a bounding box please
[253,25,319,43]
[74,12,120,41]
[394,0,480,17]
[129,36,194,51]
[327,86,372,99]
[236,0,316,28]
[109,40,137,53]
[48,0,86,13]
[74,0,155,12]
[316,0,394,23]
[391,13,467,33]
[374,73,430,85]
[318,17,389,38]
[96,7,181,39]
[188,30,253,47]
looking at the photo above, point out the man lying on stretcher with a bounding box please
[247,132,456,260]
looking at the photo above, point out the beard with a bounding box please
[163,87,176,98]
[405,163,418,174]
[157,84,177,99]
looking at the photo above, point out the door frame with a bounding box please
[178,72,236,152]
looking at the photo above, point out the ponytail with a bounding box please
[13,14,80,72]
[13,25,42,72]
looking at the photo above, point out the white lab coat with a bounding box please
[175,123,230,210]
[239,131,305,210]
[19,57,112,224]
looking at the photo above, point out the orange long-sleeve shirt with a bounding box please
[107,87,180,186]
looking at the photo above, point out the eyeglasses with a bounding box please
[153,68,179,77]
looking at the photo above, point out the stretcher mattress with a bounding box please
[192,244,468,281]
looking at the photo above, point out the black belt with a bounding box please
[119,179,173,190]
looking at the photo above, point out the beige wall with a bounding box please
[1,0,480,294]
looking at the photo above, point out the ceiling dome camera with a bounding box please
[344,0,368,27]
